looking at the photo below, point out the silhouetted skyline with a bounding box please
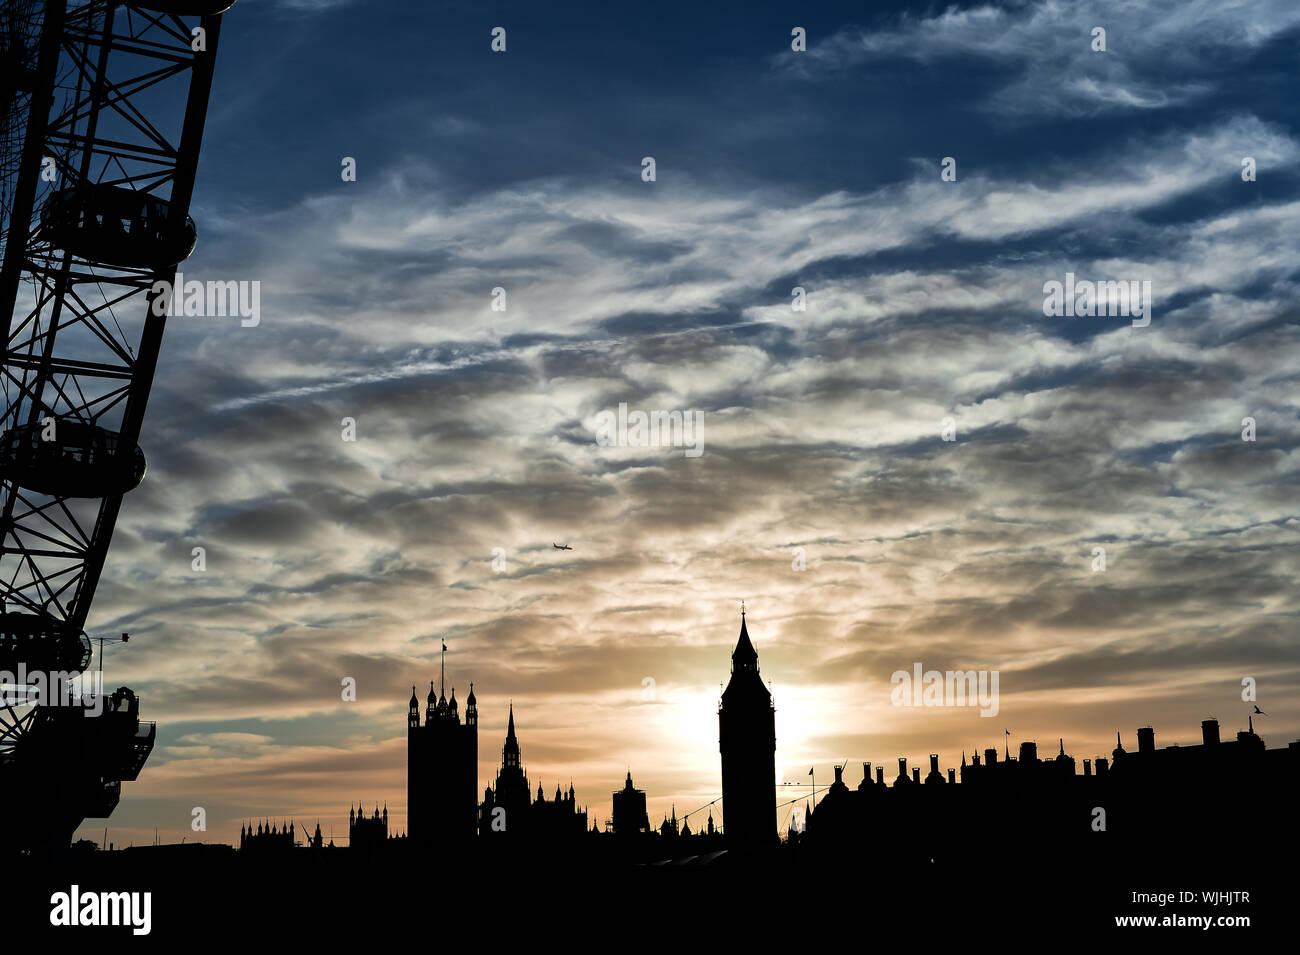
[204,612,1299,857]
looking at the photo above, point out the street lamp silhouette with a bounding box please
[92,632,131,690]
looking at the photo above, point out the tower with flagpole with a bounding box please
[407,638,478,845]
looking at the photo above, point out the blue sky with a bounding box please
[76,0,1300,845]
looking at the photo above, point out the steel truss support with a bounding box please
[0,0,229,855]
[0,1,223,647]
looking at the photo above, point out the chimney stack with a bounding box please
[895,758,911,787]
[834,764,843,785]
[925,754,944,785]
[984,747,998,765]
[876,766,884,785]
[911,768,920,784]
[947,768,955,784]
[1137,727,1155,754]
[1083,758,1092,776]
[863,761,871,784]
[1019,740,1038,763]
[1201,719,1219,746]
[1095,756,1109,775]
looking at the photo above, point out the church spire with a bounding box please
[502,702,521,770]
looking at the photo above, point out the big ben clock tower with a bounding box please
[718,608,777,847]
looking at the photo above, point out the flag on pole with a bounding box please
[442,641,447,652]
[808,767,813,776]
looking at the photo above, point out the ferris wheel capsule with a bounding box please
[0,420,147,498]
[41,184,197,270]
[0,612,94,675]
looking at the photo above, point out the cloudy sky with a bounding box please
[75,0,1300,846]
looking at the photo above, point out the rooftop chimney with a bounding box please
[1201,719,1220,746]
[876,766,884,785]
[1019,740,1038,763]
[1137,727,1155,754]
[911,768,920,783]
[863,761,871,784]
[984,747,998,765]
[925,754,944,785]
[833,764,843,785]
[947,768,955,784]
[1083,758,1092,776]
[1095,756,1109,775]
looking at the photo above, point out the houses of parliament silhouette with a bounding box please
[31,610,1294,938]
[383,610,1299,865]
[217,611,1298,866]
[405,650,591,846]
[394,610,772,852]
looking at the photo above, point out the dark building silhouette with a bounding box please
[803,715,1300,872]
[658,804,679,839]
[478,703,588,840]
[349,803,388,853]
[612,770,649,835]
[480,702,529,836]
[407,669,477,846]
[718,610,776,848]
[532,780,588,836]
[239,820,294,854]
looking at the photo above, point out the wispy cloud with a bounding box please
[75,0,1300,847]
[786,0,1300,117]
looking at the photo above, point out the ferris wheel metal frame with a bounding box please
[0,0,230,853]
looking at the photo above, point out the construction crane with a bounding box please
[0,0,233,855]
